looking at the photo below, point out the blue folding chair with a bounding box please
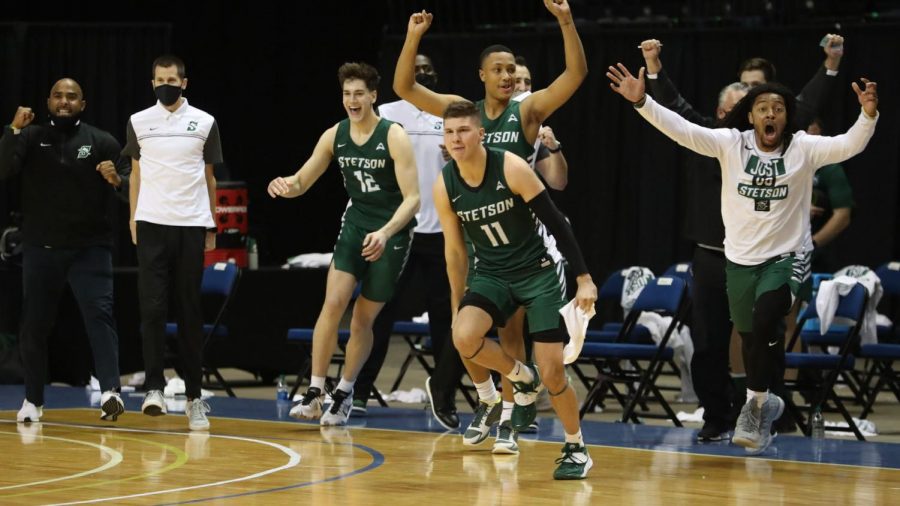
[577,277,688,425]
[784,283,868,439]
[858,262,900,418]
[165,261,241,397]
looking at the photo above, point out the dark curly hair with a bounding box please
[722,82,798,151]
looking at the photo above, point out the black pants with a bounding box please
[742,284,792,392]
[20,244,120,406]
[354,233,463,410]
[689,246,734,427]
[136,222,205,399]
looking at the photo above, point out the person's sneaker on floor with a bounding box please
[732,393,784,454]
[16,399,42,423]
[141,390,167,416]
[492,420,519,454]
[463,396,502,446]
[186,398,211,431]
[697,420,731,442]
[350,399,368,417]
[750,392,784,455]
[732,399,761,449]
[100,391,125,421]
[290,387,324,420]
[321,388,353,426]
[425,376,460,430]
[553,443,593,480]
[510,363,543,431]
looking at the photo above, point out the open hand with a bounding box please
[607,63,646,104]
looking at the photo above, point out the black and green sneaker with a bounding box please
[510,363,542,431]
[492,420,520,454]
[463,396,502,446]
[553,443,593,480]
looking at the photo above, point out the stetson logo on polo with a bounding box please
[76,145,92,159]
[187,120,198,132]
[738,154,788,212]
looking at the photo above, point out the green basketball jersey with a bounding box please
[333,118,415,232]
[476,100,534,163]
[442,147,549,275]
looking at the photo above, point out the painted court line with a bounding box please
[5,421,301,505]
[0,428,123,490]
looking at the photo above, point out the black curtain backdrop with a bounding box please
[0,2,897,281]
[379,20,900,277]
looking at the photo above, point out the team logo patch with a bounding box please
[187,120,198,132]
[376,142,386,151]
[76,145,92,159]
[507,115,518,123]
[434,121,443,130]
[496,180,506,190]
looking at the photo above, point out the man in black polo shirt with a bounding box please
[0,78,129,423]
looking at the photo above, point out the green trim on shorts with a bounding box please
[726,254,801,333]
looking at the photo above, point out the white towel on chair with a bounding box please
[560,299,596,364]
[816,276,857,336]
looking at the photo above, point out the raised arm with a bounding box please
[0,107,35,180]
[804,79,878,169]
[520,0,588,131]
[361,124,421,262]
[534,127,567,190]
[393,11,467,118]
[607,63,733,160]
[639,39,716,128]
[433,175,468,321]
[795,34,844,127]
[267,125,337,199]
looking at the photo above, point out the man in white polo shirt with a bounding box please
[123,54,223,431]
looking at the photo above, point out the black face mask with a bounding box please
[415,72,437,90]
[155,84,183,106]
[49,111,81,129]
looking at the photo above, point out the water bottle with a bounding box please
[276,375,289,402]
[810,407,825,439]
[247,237,259,270]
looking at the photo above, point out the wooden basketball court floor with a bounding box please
[2,385,899,505]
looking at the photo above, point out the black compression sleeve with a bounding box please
[526,190,589,276]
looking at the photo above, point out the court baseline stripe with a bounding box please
[0,430,123,491]
[10,421,301,505]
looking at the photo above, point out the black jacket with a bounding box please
[0,121,130,248]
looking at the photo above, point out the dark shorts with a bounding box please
[332,220,412,302]
[460,260,568,342]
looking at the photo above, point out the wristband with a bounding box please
[548,142,562,153]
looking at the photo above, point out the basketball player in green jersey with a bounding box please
[267,63,420,426]
[394,0,587,449]
[435,101,596,479]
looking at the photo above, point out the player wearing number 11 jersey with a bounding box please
[267,62,419,427]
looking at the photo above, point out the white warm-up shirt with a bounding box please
[124,99,222,228]
[378,100,444,234]
[636,95,878,266]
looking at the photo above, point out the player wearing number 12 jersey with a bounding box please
[267,62,419,427]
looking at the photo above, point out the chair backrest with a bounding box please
[802,282,868,323]
[631,277,687,315]
[201,262,240,297]
[598,270,625,300]
[875,262,900,296]
[662,262,692,285]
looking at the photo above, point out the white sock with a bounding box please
[506,361,534,384]
[336,377,355,394]
[748,389,767,408]
[565,430,584,445]
[475,379,499,403]
[500,401,514,423]
[310,376,326,392]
